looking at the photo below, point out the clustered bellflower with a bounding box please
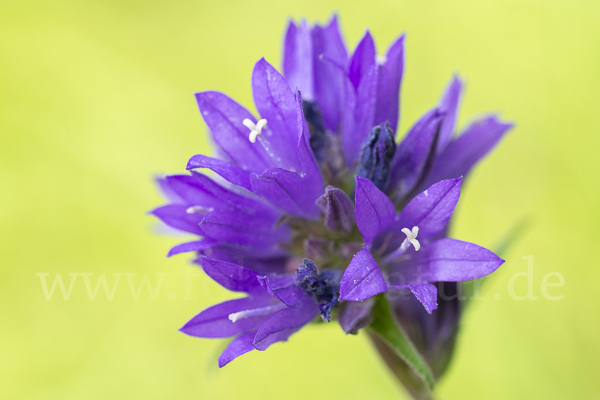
[151,14,512,394]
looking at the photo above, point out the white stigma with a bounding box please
[243,118,268,143]
[401,226,420,251]
[228,303,286,323]
[376,54,388,65]
[186,205,214,214]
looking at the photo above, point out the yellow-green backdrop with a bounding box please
[2,0,599,399]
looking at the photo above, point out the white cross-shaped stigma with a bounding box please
[401,226,420,251]
[243,118,267,143]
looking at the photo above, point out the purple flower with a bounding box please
[339,177,504,316]
[151,14,513,374]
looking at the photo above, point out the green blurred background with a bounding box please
[1,0,599,398]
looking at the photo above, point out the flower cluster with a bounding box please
[151,15,512,371]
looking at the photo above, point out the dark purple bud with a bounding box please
[315,269,343,322]
[356,122,397,192]
[302,100,331,163]
[316,186,356,233]
[294,259,342,322]
[295,259,320,293]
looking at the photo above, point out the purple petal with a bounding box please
[339,70,357,141]
[391,238,505,283]
[257,274,305,307]
[320,15,347,62]
[437,75,463,153]
[319,54,357,140]
[218,332,256,368]
[316,185,356,233]
[195,91,273,172]
[348,31,376,89]
[185,171,276,215]
[252,296,318,351]
[186,154,252,190]
[252,58,300,171]
[312,15,348,131]
[250,168,321,219]
[199,257,261,292]
[164,174,217,207]
[355,177,395,244]
[396,178,462,241]
[338,297,375,334]
[342,63,379,167]
[390,283,438,314]
[200,208,290,247]
[426,116,514,186]
[295,90,324,200]
[164,172,270,216]
[156,177,184,204]
[283,20,314,100]
[180,296,273,338]
[388,108,444,202]
[339,249,388,302]
[374,35,405,133]
[150,204,204,235]
[199,245,288,275]
[167,239,216,257]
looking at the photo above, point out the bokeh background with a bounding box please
[2,0,599,398]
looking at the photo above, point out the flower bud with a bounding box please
[356,122,397,191]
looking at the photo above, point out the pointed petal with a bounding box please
[339,69,357,140]
[184,171,276,215]
[312,15,348,131]
[426,116,514,186]
[164,172,270,216]
[167,239,216,257]
[199,257,261,292]
[342,63,379,166]
[316,185,356,233]
[218,332,256,368]
[164,174,218,207]
[338,297,375,334]
[392,238,505,283]
[374,35,405,132]
[252,296,318,351]
[282,20,315,99]
[396,178,462,241]
[355,177,395,244]
[180,296,272,338]
[199,245,288,275]
[252,58,300,171]
[388,108,444,202]
[319,53,357,140]
[348,31,376,89]
[186,154,252,190]
[257,275,304,307]
[295,89,324,199]
[250,168,321,219]
[150,204,204,235]
[200,208,290,247]
[195,91,273,172]
[323,14,347,61]
[340,249,388,302]
[156,176,184,204]
[437,75,463,153]
[390,283,438,314]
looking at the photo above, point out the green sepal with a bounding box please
[368,294,436,394]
